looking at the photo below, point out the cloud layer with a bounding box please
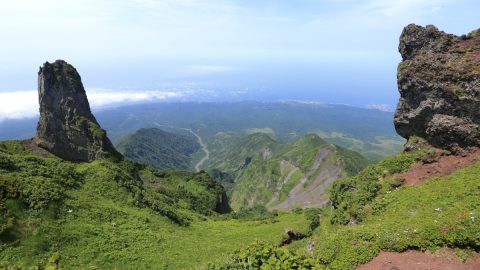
[0,91,38,121]
[0,89,192,122]
[0,0,477,109]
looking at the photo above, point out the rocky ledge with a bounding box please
[394,24,480,152]
[34,60,121,162]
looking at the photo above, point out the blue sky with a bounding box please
[0,0,478,120]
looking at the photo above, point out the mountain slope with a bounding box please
[0,101,405,160]
[0,140,310,269]
[209,133,370,210]
[116,128,200,171]
[99,102,404,161]
[0,60,311,269]
[209,147,480,269]
[207,24,480,270]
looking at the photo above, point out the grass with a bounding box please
[308,163,480,269]
[0,141,308,269]
[329,144,430,225]
[2,193,307,269]
[208,150,480,269]
[214,133,370,210]
[2,136,479,269]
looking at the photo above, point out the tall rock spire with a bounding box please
[34,60,121,162]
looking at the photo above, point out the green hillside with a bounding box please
[2,136,478,269]
[207,143,480,269]
[96,102,403,161]
[0,140,311,269]
[208,133,371,210]
[116,128,200,171]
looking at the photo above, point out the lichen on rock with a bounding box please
[34,60,122,162]
[394,24,480,152]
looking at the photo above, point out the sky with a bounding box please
[0,0,478,121]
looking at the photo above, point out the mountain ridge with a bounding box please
[1,23,480,269]
[209,132,370,210]
[116,127,200,170]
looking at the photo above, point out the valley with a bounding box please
[1,24,480,270]
[0,101,405,161]
[182,128,210,172]
[205,133,369,210]
[116,128,201,171]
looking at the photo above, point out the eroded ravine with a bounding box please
[271,147,341,210]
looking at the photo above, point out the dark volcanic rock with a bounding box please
[34,60,121,162]
[394,24,480,152]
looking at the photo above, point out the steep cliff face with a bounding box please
[34,60,121,162]
[394,24,480,152]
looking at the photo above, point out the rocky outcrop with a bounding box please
[279,228,306,246]
[34,60,121,162]
[394,24,480,152]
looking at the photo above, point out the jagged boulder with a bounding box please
[394,24,480,152]
[34,60,121,162]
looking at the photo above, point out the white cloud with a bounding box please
[0,90,38,121]
[0,0,476,109]
[366,103,394,112]
[87,88,185,108]
[0,89,192,122]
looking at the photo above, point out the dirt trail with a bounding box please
[359,149,480,270]
[395,148,480,186]
[357,249,480,270]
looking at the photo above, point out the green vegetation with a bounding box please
[0,102,405,160]
[329,145,430,225]
[452,85,467,98]
[397,61,408,76]
[73,115,106,140]
[1,125,478,269]
[467,28,480,38]
[206,241,321,270]
[140,168,231,214]
[116,128,200,170]
[208,149,480,269]
[52,61,82,86]
[0,140,312,269]
[209,133,370,210]
[90,101,404,161]
[1,134,479,269]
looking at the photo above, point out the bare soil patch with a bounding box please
[357,249,480,270]
[394,148,480,186]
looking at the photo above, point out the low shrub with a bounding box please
[206,241,323,270]
[330,148,427,224]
